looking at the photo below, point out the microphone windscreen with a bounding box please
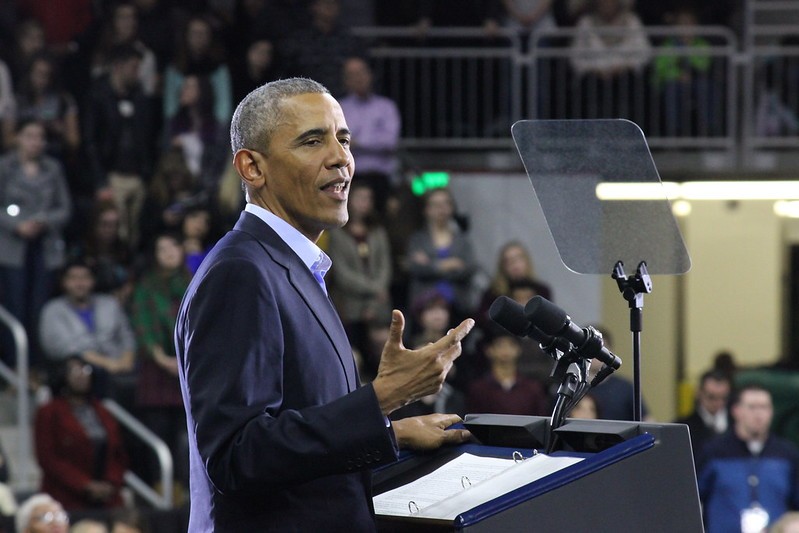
[524,296,569,335]
[488,296,528,336]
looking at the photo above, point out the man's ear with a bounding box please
[233,149,266,189]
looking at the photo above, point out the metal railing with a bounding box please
[357,19,799,164]
[102,399,174,509]
[0,306,34,493]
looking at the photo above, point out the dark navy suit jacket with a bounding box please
[175,211,398,531]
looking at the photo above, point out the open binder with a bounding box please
[373,416,703,532]
[374,451,583,520]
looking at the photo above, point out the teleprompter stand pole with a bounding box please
[612,261,652,422]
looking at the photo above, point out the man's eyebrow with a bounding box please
[293,127,351,143]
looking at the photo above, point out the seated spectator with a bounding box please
[698,384,799,533]
[406,187,477,326]
[15,493,68,533]
[570,392,599,419]
[390,290,466,419]
[72,202,135,304]
[34,357,128,511]
[327,182,392,354]
[163,15,232,125]
[39,259,136,400]
[109,507,148,533]
[675,369,731,460]
[587,327,652,421]
[7,19,46,91]
[477,240,552,329]
[180,205,213,274]
[338,57,401,214]
[0,119,72,367]
[467,327,550,416]
[70,519,109,533]
[138,148,204,251]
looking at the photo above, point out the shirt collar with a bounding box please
[245,203,331,278]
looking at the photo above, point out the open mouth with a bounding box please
[321,179,350,197]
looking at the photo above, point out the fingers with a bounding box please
[441,429,472,445]
[428,318,475,352]
[386,309,406,348]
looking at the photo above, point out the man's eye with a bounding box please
[339,138,351,145]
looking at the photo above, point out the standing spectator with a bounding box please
[15,493,69,533]
[675,369,732,460]
[569,0,651,119]
[338,57,400,214]
[467,327,549,416]
[698,384,799,533]
[131,233,191,493]
[280,0,362,97]
[326,182,392,353]
[651,5,716,137]
[90,2,158,97]
[5,53,80,167]
[164,74,228,196]
[406,187,477,325]
[0,119,71,366]
[34,356,128,511]
[83,44,153,250]
[38,260,136,399]
[163,15,232,126]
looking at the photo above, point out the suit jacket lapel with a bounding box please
[234,212,358,392]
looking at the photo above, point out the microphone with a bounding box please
[524,296,622,370]
[488,296,571,356]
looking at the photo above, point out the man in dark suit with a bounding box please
[174,77,475,531]
[676,369,732,460]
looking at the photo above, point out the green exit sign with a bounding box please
[411,172,450,195]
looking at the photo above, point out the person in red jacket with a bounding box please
[34,355,128,510]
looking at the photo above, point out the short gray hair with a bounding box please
[16,493,60,533]
[230,78,330,155]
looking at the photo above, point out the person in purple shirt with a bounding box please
[339,57,401,214]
